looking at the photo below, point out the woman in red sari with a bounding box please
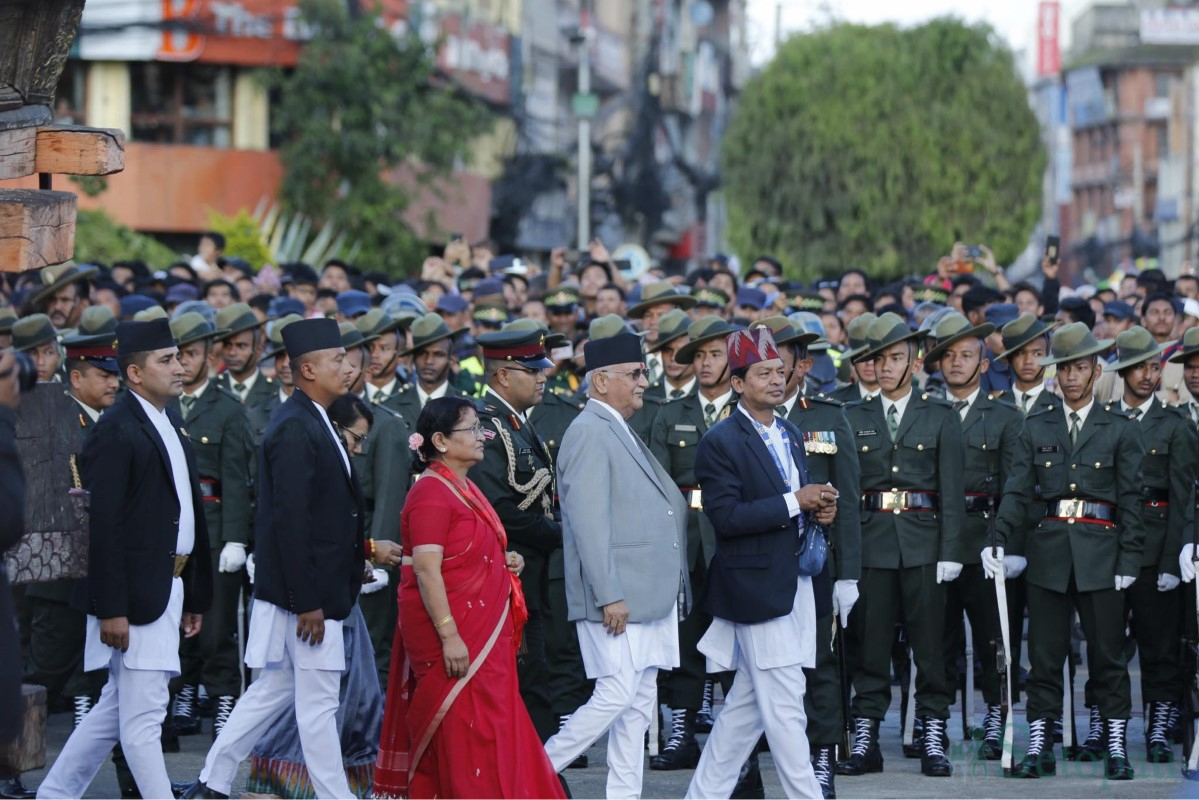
[374,396,566,800]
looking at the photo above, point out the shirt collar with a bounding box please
[72,396,101,424]
[589,396,638,443]
[779,390,799,418]
[131,389,170,422]
[417,381,449,407]
[699,387,735,414]
[369,377,398,403]
[952,387,981,419]
[183,379,210,402]
[882,386,913,421]
[1065,397,1096,428]
[1121,395,1154,418]
[230,369,259,396]
[859,382,877,400]
[665,375,697,398]
[485,386,526,423]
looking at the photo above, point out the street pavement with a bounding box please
[20,661,1199,798]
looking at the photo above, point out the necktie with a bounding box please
[1021,393,1032,413]
[670,389,684,400]
[233,382,247,397]
[704,403,717,427]
[775,405,787,417]
[180,395,195,420]
[1069,411,1081,444]
[952,399,967,413]
[373,387,388,405]
[648,359,662,385]
[1129,407,1143,421]
[886,404,899,439]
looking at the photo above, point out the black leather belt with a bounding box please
[964,493,999,514]
[862,491,938,513]
[1044,498,1116,525]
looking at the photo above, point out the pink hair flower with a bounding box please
[408,433,424,452]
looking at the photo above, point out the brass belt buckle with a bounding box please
[1058,498,1084,519]
[881,491,905,512]
[689,489,703,511]
[173,554,189,578]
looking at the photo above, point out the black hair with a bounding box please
[117,351,149,381]
[168,261,198,282]
[838,293,874,313]
[247,293,273,315]
[203,278,240,302]
[874,302,905,318]
[65,357,96,377]
[1058,296,1096,331]
[598,282,626,301]
[201,231,226,251]
[1144,292,1177,315]
[414,396,476,466]
[316,287,338,300]
[328,393,373,431]
[754,255,782,275]
[842,268,870,290]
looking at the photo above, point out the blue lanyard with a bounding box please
[749,415,793,488]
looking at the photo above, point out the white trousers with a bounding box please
[37,657,171,799]
[198,626,349,798]
[686,623,821,800]
[543,635,658,799]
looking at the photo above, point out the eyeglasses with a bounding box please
[451,423,486,437]
[336,423,368,449]
[505,364,545,376]
[601,368,650,381]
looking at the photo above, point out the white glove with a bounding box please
[1182,543,1198,583]
[1003,555,1028,579]
[360,568,389,595]
[832,580,859,627]
[245,553,256,584]
[218,542,247,573]
[980,547,1004,580]
[1114,575,1136,591]
[1157,573,1181,593]
[936,561,963,584]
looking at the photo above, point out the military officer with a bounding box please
[1101,327,1196,763]
[829,313,879,405]
[212,303,275,443]
[627,281,698,386]
[838,312,965,779]
[987,323,1144,780]
[756,315,861,798]
[922,312,1024,761]
[383,313,473,425]
[647,315,743,771]
[168,312,256,741]
[467,327,561,741]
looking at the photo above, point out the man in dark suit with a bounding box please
[0,348,25,747]
[37,319,213,800]
[183,318,363,800]
[687,326,837,799]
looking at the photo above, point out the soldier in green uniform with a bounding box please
[838,312,966,779]
[756,315,861,798]
[829,313,878,405]
[645,309,697,405]
[1176,327,1199,427]
[989,322,1144,780]
[384,312,473,425]
[169,312,256,740]
[212,303,276,443]
[358,308,417,408]
[1102,327,1196,763]
[467,328,561,742]
[258,314,303,410]
[689,286,731,321]
[628,281,697,388]
[922,312,1024,761]
[647,315,742,771]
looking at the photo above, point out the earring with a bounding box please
[438,447,447,453]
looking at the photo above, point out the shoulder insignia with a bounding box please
[399,384,411,393]
[374,403,403,418]
[921,393,928,400]
[1027,405,1054,418]
[214,384,239,400]
[265,376,274,384]
[78,413,87,428]
[988,391,1004,400]
[798,396,810,410]
[1104,403,1112,412]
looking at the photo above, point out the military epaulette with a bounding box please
[987,391,1006,401]
[844,394,875,408]
[264,375,274,384]
[807,393,842,409]
[213,384,240,401]
[1160,403,1190,420]
[1026,403,1056,417]
[475,400,501,417]
[372,402,404,419]
[919,392,954,408]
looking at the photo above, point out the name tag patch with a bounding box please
[856,429,879,438]
[1037,446,1059,454]
[674,424,698,432]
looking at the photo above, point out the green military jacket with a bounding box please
[995,400,1146,593]
[381,380,473,433]
[955,391,1023,565]
[829,382,866,406]
[215,370,280,445]
[468,391,560,613]
[782,392,862,581]
[844,390,966,569]
[1120,399,1196,575]
[170,382,255,548]
[353,400,412,544]
[527,388,584,466]
[649,391,721,572]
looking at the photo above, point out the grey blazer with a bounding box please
[558,399,690,624]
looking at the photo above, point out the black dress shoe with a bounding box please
[0,776,37,799]
[121,788,141,799]
[174,779,228,799]
[730,752,764,800]
[919,718,952,777]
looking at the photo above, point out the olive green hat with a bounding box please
[356,308,405,340]
[842,312,878,360]
[853,312,922,364]
[627,281,696,319]
[544,285,581,311]
[170,311,226,347]
[675,316,745,365]
[1104,325,1172,372]
[752,315,821,348]
[646,308,693,353]
[1170,326,1199,365]
[923,312,995,363]
[785,291,826,312]
[75,306,118,337]
[30,262,100,307]
[12,314,56,352]
[214,303,262,340]
[504,317,567,350]
[133,306,169,322]
[262,313,304,360]
[1038,321,1113,367]
[995,313,1060,362]
[399,312,466,356]
[588,313,635,341]
[340,321,374,350]
[0,308,16,335]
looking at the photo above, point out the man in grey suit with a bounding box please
[544,331,690,799]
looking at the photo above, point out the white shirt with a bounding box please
[279,386,290,405]
[417,381,449,409]
[485,386,527,424]
[1015,382,1046,412]
[244,598,345,671]
[664,375,697,400]
[1121,395,1153,420]
[73,396,101,424]
[132,392,195,558]
[882,387,913,429]
[368,377,399,405]
[313,401,351,475]
[590,396,641,449]
[859,382,878,401]
[182,378,210,402]
[1064,397,1095,432]
[228,369,260,402]
[952,387,981,421]
[699,388,735,422]
[739,405,801,519]
[778,391,800,419]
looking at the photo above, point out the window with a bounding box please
[53,60,87,125]
[129,63,232,147]
[1158,124,1170,159]
[1156,72,1173,99]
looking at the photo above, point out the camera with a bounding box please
[11,351,36,392]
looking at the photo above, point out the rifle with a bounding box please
[1185,480,1199,779]
[989,494,1015,773]
[835,617,852,760]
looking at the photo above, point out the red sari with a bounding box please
[374,464,564,799]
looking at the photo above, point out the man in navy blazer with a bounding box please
[687,327,838,800]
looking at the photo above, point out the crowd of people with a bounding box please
[3,232,1199,799]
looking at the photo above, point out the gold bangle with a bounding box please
[434,614,454,629]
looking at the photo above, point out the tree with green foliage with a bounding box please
[74,209,179,268]
[723,19,1046,282]
[263,0,491,276]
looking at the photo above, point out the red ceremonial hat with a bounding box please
[726,327,781,371]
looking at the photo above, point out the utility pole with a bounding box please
[571,3,596,249]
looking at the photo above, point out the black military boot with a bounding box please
[902,716,923,759]
[979,704,1004,761]
[695,679,715,733]
[558,715,588,768]
[730,750,764,799]
[211,695,235,742]
[0,776,36,800]
[649,708,700,770]
[1105,718,1134,780]
[835,717,883,775]
[1146,701,1175,763]
[1068,705,1104,761]
[173,779,228,799]
[920,717,952,777]
[1012,718,1056,778]
[172,684,201,736]
[72,695,93,730]
[811,744,836,799]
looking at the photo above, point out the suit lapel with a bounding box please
[126,392,172,476]
[894,392,920,443]
[294,390,356,491]
[585,402,669,496]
